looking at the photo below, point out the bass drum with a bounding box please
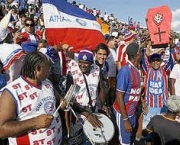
[83,113,115,144]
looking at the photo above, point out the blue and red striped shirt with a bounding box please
[113,61,141,116]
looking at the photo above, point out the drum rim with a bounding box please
[83,113,115,143]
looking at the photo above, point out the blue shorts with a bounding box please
[113,109,136,145]
[143,106,167,129]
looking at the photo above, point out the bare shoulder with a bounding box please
[0,90,16,123]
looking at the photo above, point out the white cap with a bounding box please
[0,10,12,42]
[111,31,118,37]
[167,95,180,113]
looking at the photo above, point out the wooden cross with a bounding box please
[154,27,166,42]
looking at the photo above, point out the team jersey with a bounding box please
[116,44,128,66]
[141,48,175,108]
[113,61,141,116]
[3,77,62,145]
[17,32,39,53]
[67,59,100,109]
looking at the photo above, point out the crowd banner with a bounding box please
[42,0,106,52]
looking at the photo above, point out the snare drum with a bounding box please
[83,113,115,144]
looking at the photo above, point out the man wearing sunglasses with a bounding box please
[14,17,39,53]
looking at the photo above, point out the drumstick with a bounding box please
[53,101,64,116]
[69,105,95,145]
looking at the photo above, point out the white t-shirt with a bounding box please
[169,63,180,96]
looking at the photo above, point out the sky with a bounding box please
[68,0,180,33]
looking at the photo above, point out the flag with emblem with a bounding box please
[146,5,172,46]
[42,0,106,52]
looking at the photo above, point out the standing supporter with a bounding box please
[14,17,39,53]
[65,50,109,145]
[105,35,117,106]
[144,95,180,145]
[94,43,109,91]
[141,44,175,129]
[93,43,111,110]
[0,52,67,145]
[113,43,143,145]
[116,30,136,70]
[169,54,180,96]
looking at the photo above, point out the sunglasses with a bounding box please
[25,23,34,27]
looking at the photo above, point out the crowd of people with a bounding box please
[0,0,180,145]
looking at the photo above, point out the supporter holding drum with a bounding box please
[0,52,67,145]
[65,49,110,145]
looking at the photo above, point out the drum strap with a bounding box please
[83,74,95,113]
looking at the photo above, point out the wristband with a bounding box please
[123,117,128,121]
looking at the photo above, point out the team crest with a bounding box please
[154,13,163,26]
[82,55,87,61]
[44,101,54,114]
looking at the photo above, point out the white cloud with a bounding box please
[171,8,180,33]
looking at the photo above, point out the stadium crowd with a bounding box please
[0,0,180,145]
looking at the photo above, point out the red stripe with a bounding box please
[150,94,153,108]
[16,133,30,145]
[130,67,137,88]
[117,44,125,62]
[158,94,162,108]
[46,28,106,53]
[4,51,25,70]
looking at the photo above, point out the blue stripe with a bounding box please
[42,0,96,20]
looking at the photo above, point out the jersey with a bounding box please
[141,48,174,108]
[17,32,39,53]
[113,61,141,116]
[67,59,100,109]
[3,77,62,145]
[116,44,128,67]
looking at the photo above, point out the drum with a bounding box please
[83,113,115,144]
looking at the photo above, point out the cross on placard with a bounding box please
[154,27,166,42]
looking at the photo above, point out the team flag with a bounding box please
[42,0,106,52]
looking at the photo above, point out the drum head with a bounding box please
[83,113,115,143]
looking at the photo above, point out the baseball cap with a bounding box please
[78,50,94,62]
[149,53,161,62]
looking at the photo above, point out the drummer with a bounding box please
[65,49,109,145]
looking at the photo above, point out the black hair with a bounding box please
[20,52,47,79]
[25,17,35,25]
[94,43,109,54]
[0,60,5,73]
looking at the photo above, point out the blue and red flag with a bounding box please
[42,0,106,52]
